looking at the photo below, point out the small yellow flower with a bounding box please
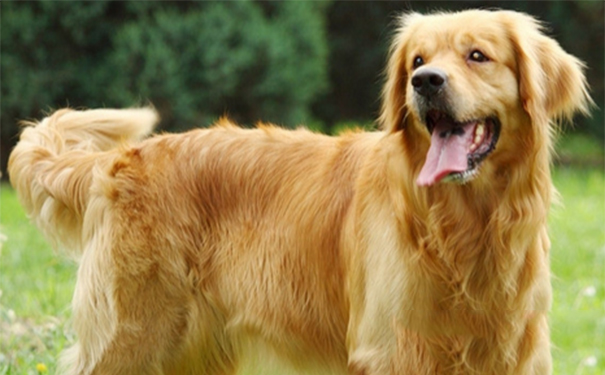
[36,363,48,373]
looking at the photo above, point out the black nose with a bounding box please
[411,68,447,97]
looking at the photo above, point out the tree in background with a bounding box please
[1,1,328,172]
[1,1,602,176]
[109,1,328,130]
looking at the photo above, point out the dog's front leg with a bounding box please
[344,218,409,375]
[346,278,402,375]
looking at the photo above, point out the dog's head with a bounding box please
[379,10,592,187]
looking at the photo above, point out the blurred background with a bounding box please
[1,1,603,175]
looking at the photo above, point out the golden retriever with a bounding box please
[8,9,591,375]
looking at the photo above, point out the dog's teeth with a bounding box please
[469,122,486,151]
[476,123,485,136]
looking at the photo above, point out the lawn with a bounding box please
[0,167,603,375]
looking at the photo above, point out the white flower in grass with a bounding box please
[575,355,598,375]
[582,356,597,367]
[582,285,596,297]
[573,285,598,308]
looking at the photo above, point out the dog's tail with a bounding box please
[8,107,159,256]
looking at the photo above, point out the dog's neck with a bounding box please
[391,130,553,374]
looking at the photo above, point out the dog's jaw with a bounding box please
[416,111,501,186]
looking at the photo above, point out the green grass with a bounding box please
[1,168,603,374]
[549,168,604,375]
[0,185,76,375]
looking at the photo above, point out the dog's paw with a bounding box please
[348,348,390,375]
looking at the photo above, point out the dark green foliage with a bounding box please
[108,1,328,129]
[0,1,328,172]
[1,1,602,176]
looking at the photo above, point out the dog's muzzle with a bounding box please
[410,68,501,187]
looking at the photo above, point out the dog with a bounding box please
[8,9,591,375]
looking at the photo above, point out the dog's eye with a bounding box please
[413,56,424,69]
[469,50,489,62]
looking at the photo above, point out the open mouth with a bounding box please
[416,110,501,186]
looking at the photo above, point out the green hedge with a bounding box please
[1,1,328,133]
[1,1,602,175]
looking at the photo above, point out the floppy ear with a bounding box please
[379,13,422,133]
[503,11,592,125]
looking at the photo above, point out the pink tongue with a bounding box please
[416,121,476,186]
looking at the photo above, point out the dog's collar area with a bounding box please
[417,111,500,186]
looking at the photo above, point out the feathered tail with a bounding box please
[8,107,159,257]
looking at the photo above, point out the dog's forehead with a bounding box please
[402,11,511,54]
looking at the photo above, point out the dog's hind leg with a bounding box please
[59,264,237,375]
[57,249,183,374]
[59,243,239,374]
[58,236,237,375]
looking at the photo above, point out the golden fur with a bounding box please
[8,10,591,375]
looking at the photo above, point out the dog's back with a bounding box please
[99,122,377,370]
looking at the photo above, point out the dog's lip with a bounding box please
[442,117,500,184]
[419,110,501,185]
